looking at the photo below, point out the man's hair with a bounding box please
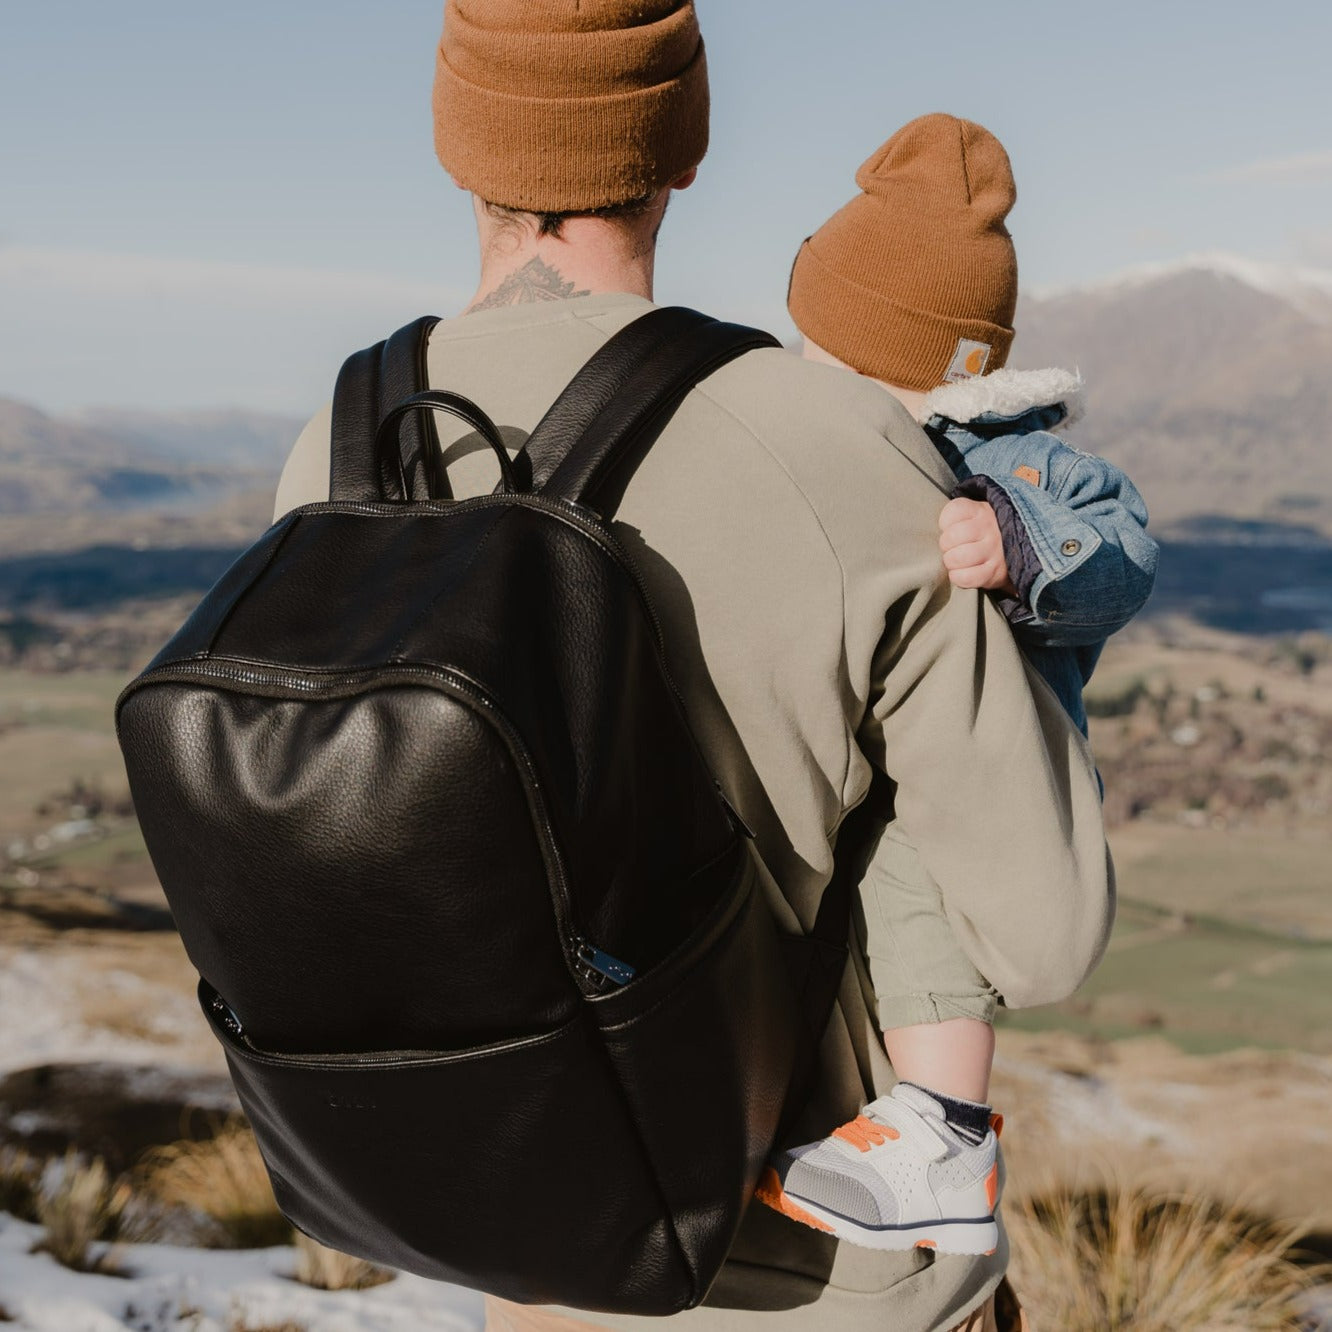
[482,194,658,241]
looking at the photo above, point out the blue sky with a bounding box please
[3,1,1330,414]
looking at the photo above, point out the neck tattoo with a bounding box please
[468,257,591,313]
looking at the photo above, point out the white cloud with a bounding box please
[1205,149,1332,185]
[1292,229,1332,267]
[0,244,445,311]
[0,245,465,414]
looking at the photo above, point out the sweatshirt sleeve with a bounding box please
[851,559,1115,1009]
[273,403,333,520]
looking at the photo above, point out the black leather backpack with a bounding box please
[116,309,878,1314]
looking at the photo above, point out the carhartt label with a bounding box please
[945,339,991,383]
[1013,465,1041,486]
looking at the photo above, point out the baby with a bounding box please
[757,114,1158,1253]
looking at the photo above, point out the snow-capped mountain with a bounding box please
[1031,252,1332,324]
[1013,254,1332,535]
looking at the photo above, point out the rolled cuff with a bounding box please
[433,44,709,212]
[874,989,1000,1030]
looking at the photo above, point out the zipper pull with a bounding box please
[573,938,636,990]
[209,991,245,1039]
[715,781,755,839]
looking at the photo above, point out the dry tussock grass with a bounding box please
[291,1231,394,1291]
[139,1118,291,1248]
[228,1317,306,1332]
[1008,1182,1326,1330]
[33,1149,131,1274]
[0,1147,41,1223]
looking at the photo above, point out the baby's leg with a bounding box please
[881,1018,994,1105]
[858,820,999,1109]
[756,822,1003,1253]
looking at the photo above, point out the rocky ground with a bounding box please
[1,622,1330,1325]
[993,1028,1332,1237]
[1087,618,1332,835]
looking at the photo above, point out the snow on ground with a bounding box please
[0,1214,485,1332]
[0,945,215,1076]
[1304,1286,1332,1332]
[992,1044,1187,1153]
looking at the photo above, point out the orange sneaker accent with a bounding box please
[989,1112,1004,1138]
[755,1167,834,1234]
[914,1239,937,1249]
[831,1114,901,1153]
[985,1163,999,1211]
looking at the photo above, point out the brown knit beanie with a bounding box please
[788,114,1018,391]
[433,0,709,213]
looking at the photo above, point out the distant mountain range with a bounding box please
[1013,253,1332,537]
[0,400,297,516]
[2,253,1329,537]
[72,407,303,470]
[3,260,1332,634]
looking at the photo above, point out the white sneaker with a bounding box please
[756,1083,1000,1255]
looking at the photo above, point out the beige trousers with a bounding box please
[482,1282,1029,1332]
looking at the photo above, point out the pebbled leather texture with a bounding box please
[330,315,444,502]
[116,311,820,1315]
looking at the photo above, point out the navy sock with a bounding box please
[902,1082,992,1145]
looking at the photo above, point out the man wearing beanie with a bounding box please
[767,114,1153,1266]
[274,10,1111,1332]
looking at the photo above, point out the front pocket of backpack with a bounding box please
[200,990,689,1312]
[586,846,801,1301]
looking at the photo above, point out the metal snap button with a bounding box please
[1061,539,1081,556]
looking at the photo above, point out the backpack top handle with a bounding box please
[375,390,519,497]
[330,307,779,507]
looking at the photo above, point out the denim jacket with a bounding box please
[920,368,1157,733]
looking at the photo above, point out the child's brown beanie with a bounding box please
[788,114,1018,391]
[433,0,709,214]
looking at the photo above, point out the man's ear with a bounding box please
[671,167,698,191]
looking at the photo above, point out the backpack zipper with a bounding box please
[572,938,636,990]
[125,494,731,826]
[286,494,741,830]
[122,493,746,990]
[284,494,673,655]
[128,656,623,996]
[205,988,571,1066]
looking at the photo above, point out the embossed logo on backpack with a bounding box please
[326,1093,377,1112]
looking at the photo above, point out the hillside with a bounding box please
[1014,254,1332,537]
[0,399,292,518]
[4,257,1332,642]
[6,253,1332,535]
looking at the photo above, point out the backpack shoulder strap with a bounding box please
[518,307,781,507]
[330,315,442,502]
[518,303,879,1132]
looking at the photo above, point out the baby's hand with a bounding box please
[938,497,1017,596]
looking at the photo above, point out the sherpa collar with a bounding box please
[918,366,1086,431]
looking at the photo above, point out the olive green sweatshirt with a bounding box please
[274,293,1114,1332]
